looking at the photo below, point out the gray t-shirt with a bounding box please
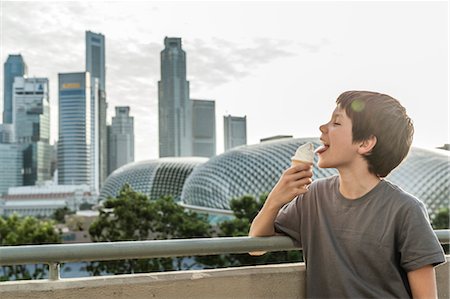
[274,175,445,299]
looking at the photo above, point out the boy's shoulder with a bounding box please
[381,179,426,210]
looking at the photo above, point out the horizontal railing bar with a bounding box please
[0,236,297,265]
[0,230,448,266]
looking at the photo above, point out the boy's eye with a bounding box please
[333,122,341,126]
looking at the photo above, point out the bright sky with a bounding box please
[1,1,448,161]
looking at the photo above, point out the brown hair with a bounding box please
[336,91,414,177]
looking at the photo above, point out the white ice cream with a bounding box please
[291,142,314,165]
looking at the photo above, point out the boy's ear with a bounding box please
[358,135,377,155]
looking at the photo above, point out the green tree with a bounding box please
[52,206,74,223]
[431,207,449,254]
[432,207,449,229]
[87,184,212,275]
[0,213,61,281]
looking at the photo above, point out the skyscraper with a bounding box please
[0,124,22,194]
[86,31,108,188]
[13,77,52,185]
[3,54,27,124]
[158,37,192,157]
[192,99,216,157]
[108,106,134,174]
[224,115,247,151]
[58,72,92,187]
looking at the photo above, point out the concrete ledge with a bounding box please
[1,258,449,299]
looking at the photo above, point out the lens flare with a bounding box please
[351,99,365,112]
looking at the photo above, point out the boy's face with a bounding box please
[317,105,360,170]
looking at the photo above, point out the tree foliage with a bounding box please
[0,213,61,281]
[432,207,449,230]
[52,206,74,223]
[87,184,212,275]
[431,207,449,254]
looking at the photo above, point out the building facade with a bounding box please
[158,37,192,157]
[108,106,134,175]
[3,54,27,124]
[58,72,92,188]
[192,99,216,157]
[0,143,22,194]
[0,124,15,143]
[224,115,247,151]
[86,31,108,189]
[0,184,94,218]
[13,77,52,185]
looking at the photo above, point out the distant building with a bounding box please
[192,99,216,157]
[260,135,293,143]
[158,37,192,157]
[13,77,52,185]
[58,72,93,189]
[108,106,134,175]
[0,184,94,218]
[437,144,450,151]
[0,143,22,194]
[224,115,247,151]
[0,124,15,143]
[86,31,108,189]
[3,54,27,124]
[86,31,105,90]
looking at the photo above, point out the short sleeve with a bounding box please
[274,195,303,247]
[398,201,446,272]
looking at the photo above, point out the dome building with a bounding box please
[99,157,208,201]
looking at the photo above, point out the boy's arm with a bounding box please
[248,164,312,255]
[407,265,438,299]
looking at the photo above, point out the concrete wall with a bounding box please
[1,258,448,299]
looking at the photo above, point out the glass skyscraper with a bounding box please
[192,99,216,157]
[224,115,247,151]
[13,77,52,185]
[58,72,92,187]
[3,54,27,124]
[86,31,108,189]
[158,37,192,157]
[108,106,134,175]
[0,124,22,194]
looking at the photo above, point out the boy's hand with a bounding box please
[266,164,313,209]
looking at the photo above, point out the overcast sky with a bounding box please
[1,1,448,161]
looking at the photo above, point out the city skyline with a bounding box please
[1,1,448,162]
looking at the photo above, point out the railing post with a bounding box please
[48,262,60,281]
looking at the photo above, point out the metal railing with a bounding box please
[1,229,449,281]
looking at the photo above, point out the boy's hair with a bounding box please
[336,90,414,178]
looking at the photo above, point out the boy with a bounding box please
[249,91,446,298]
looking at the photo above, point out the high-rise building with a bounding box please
[58,72,92,188]
[86,31,105,90]
[0,124,22,194]
[158,37,192,157]
[86,31,108,188]
[0,124,15,143]
[224,115,247,151]
[192,99,216,157]
[108,106,134,175]
[3,54,27,124]
[0,144,23,194]
[13,77,52,185]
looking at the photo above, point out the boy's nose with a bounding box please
[319,124,327,133]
